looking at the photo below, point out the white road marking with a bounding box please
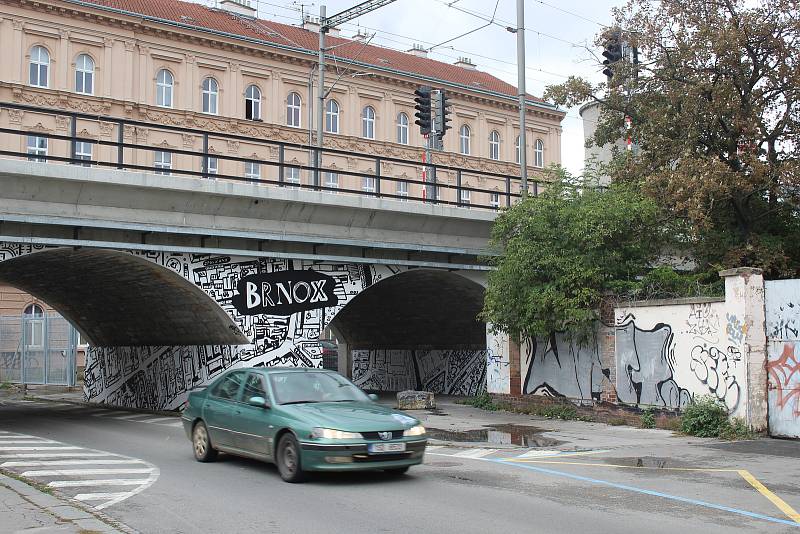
[163,422,183,428]
[3,459,146,467]
[74,492,132,501]
[0,440,58,444]
[111,414,154,420]
[0,452,117,459]
[516,449,567,458]
[0,446,82,451]
[48,479,151,488]
[451,448,500,459]
[425,446,443,451]
[21,468,155,477]
[91,411,136,417]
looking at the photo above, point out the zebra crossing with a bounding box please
[1,399,183,428]
[424,444,608,462]
[0,430,159,510]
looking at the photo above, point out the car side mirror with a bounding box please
[248,396,269,409]
[368,394,379,402]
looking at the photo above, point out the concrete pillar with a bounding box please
[486,327,511,394]
[599,296,617,403]
[719,267,768,431]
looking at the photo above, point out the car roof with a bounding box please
[253,367,334,375]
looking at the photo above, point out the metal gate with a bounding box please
[0,314,77,386]
[764,280,800,438]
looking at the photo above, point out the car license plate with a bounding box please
[368,442,406,453]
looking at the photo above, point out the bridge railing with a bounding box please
[0,101,541,211]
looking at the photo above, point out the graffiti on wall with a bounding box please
[615,302,744,414]
[351,349,487,396]
[2,243,436,410]
[521,331,610,401]
[486,331,511,394]
[765,280,800,438]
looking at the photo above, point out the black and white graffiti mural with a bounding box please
[351,349,487,396]
[0,243,488,410]
[521,331,611,401]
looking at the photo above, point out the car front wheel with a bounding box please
[193,421,218,462]
[277,433,306,483]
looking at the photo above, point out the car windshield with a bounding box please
[269,371,369,405]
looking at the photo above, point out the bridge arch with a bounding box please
[0,247,246,346]
[328,269,488,395]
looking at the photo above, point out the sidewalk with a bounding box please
[0,474,127,534]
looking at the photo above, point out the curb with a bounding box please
[0,471,136,534]
[25,395,181,418]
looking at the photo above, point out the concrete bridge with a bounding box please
[0,104,515,409]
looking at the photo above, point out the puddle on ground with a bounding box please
[426,424,562,447]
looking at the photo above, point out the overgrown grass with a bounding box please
[681,396,755,440]
[640,408,656,429]
[459,392,499,411]
[458,393,588,421]
[0,381,11,390]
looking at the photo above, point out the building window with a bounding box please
[362,106,376,139]
[397,112,409,145]
[285,166,301,189]
[397,180,409,200]
[324,172,338,192]
[75,54,94,95]
[325,100,340,134]
[23,304,44,348]
[287,92,301,127]
[206,156,218,176]
[460,188,471,206]
[534,139,544,168]
[156,69,174,108]
[489,130,500,160]
[74,141,92,166]
[245,85,261,121]
[202,77,219,114]
[244,161,260,180]
[362,176,376,193]
[490,192,500,209]
[29,46,50,88]
[459,125,471,155]
[27,136,48,162]
[154,151,172,175]
[515,135,521,164]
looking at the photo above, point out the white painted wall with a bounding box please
[765,280,800,438]
[486,329,510,394]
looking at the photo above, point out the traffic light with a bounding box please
[434,90,452,139]
[414,86,432,135]
[602,31,623,79]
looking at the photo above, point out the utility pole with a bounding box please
[516,0,528,197]
[314,1,397,189]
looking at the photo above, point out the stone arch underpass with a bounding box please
[0,243,489,410]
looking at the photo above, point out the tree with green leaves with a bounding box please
[545,0,800,278]
[481,168,661,340]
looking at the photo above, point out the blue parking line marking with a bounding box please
[493,459,800,528]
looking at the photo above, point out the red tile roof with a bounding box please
[67,0,556,108]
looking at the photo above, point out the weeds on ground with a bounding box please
[459,393,589,421]
[608,417,627,426]
[681,396,754,440]
[459,392,499,411]
[0,381,11,390]
[640,408,656,429]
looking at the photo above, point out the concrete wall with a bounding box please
[765,280,800,438]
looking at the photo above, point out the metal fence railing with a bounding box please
[0,314,77,386]
[0,101,541,211]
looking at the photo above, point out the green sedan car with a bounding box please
[182,367,427,482]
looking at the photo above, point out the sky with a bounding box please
[198,0,626,175]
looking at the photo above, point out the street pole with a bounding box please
[516,0,528,197]
[315,4,326,189]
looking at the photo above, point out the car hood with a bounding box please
[283,402,419,432]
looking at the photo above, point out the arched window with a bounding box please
[515,135,521,164]
[397,112,409,145]
[361,106,376,139]
[75,54,94,95]
[29,46,50,88]
[534,139,544,168]
[202,77,219,115]
[287,92,302,127]
[23,303,44,348]
[489,130,500,160]
[459,124,471,155]
[325,100,340,133]
[156,69,174,108]
[245,85,262,121]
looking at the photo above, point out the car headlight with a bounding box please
[311,427,361,440]
[403,425,426,437]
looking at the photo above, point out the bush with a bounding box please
[640,408,656,429]
[681,396,730,437]
[719,417,755,441]
[460,392,498,411]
